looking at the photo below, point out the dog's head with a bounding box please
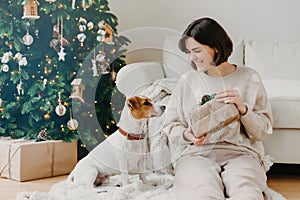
[127,96,166,120]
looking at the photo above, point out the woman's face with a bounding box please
[185,37,216,72]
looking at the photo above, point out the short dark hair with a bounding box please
[178,17,233,68]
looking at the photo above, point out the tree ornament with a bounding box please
[22,0,40,20]
[19,57,28,66]
[57,18,67,61]
[1,52,12,63]
[67,109,78,131]
[44,113,51,120]
[96,53,105,62]
[79,24,86,32]
[23,31,34,46]
[55,92,67,116]
[37,129,51,141]
[34,29,39,38]
[16,79,24,96]
[110,67,117,82]
[98,21,104,29]
[100,64,110,74]
[87,22,94,30]
[14,53,23,61]
[45,0,56,2]
[72,0,94,9]
[0,98,3,113]
[77,33,86,45]
[91,50,98,76]
[82,0,90,10]
[96,35,104,43]
[1,64,9,72]
[55,104,66,116]
[50,18,69,53]
[58,47,66,61]
[103,23,114,44]
[43,78,47,87]
[70,78,85,103]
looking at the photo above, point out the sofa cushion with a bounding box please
[162,36,191,79]
[244,40,300,80]
[263,79,300,98]
[270,96,300,129]
[162,36,244,79]
[115,62,165,96]
[228,38,244,67]
[263,79,300,128]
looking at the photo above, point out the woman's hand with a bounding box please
[215,89,247,115]
[183,127,211,146]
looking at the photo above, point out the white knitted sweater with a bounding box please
[163,66,273,170]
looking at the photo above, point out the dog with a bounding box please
[68,96,166,187]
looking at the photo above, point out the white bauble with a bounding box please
[1,56,9,64]
[97,29,105,35]
[55,104,67,116]
[79,24,87,32]
[67,118,78,131]
[1,64,9,72]
[4,51,12,57]
[14,53,23,60]
[23,33,34,46]
[98,21,104,28]
[97,35,104,42]
[19,57,28,66]
[87,22,94,30]
[77,33,87,43]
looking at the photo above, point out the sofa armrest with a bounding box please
[116,62,165,96]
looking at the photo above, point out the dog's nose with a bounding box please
[161,105,166,112]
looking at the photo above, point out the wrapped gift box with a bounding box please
[0,137,77,182]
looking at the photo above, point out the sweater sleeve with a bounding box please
[240,75,273,141]
[163,82,191,146]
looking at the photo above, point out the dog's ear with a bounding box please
[127,96,140,110]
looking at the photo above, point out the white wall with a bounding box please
[110,0,300,63]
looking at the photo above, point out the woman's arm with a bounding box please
[240,84,273,141]
[215,74,273,141]
[163,90,191,145]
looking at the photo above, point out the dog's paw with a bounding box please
[142,179,157,186]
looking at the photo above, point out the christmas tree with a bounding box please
[0,0,130,150]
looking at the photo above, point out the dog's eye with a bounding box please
[143,101,151,106]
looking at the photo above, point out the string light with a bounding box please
[44,113,50,119]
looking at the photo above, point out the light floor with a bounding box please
[0,175,299,200]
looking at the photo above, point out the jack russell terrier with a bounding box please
[68,96,166,187]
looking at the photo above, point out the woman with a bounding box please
[163,17,273,200]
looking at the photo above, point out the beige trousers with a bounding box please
[171,148,267,200]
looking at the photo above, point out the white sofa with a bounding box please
[116,36,300,164]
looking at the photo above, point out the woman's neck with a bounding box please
[205,62,236,77]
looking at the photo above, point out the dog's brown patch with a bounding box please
[127,96,158,119]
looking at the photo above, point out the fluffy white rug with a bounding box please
[16,173,286,200]
[16,173,174,200]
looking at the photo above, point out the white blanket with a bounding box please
[16,173,286,200]
[17,78,286,200]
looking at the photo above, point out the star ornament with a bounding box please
[58,47,66,61]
